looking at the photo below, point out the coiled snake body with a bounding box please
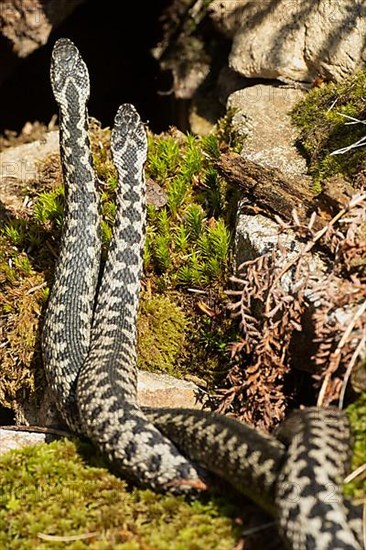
[42,38,363,550]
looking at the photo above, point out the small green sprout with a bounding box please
[33,187,64,228]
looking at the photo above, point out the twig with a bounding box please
[344,463,366,485]
[38,532,99,542]
[338,325,366,409]
[0,425,71,437]
[318,299,366,407]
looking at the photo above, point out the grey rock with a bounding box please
[227,84,308,176]
[0,130,59,210]
[234,211,325,293]
[209,0,248,39]
[0,372,203,455]
[0,428,54,455]
[137,371,203,410]
[210,0,366,83]
[12,371,203,430]
[146,178,167,208]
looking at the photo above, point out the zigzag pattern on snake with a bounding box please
[41,38,363,550]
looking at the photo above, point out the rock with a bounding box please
[146,178,167,209]
[0,130,59,210]
[209,0,252,39]
[137,371,203,410]
[0,133,169,212]
[2,365,204,453]
[227,84,307,176]
[210,0,366,83]
[0,0,86,58]
[234,211,325,290]
[0,427,58,455]
[11,370,203,429]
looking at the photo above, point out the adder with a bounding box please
[41,38,364,550]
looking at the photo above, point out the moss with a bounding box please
[137,295,187,375]
[0,440,240,550]
[135,288,239,383]
[183,296,239,385]
[0,116,238,415]
[144,130,233,290]
[0,233,47,413]
[87,118,236,291]
[291,71,366,186]
[345,392,366,501]
[214,108,247,154]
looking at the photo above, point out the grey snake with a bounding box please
[41,38,364,550]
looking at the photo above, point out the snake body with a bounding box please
[42,38,363,549]
[42,41,101,434]
[43,38,202,490]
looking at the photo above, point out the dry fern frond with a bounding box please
[223,192,366,431]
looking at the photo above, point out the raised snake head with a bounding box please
[50,38,90,111]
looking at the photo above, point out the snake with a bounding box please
[41,38,364,550]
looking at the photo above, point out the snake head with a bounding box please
[112,104,148,160]
[50,38,90,107]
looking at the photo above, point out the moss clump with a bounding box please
[137,295,187,375]
[88,123,236,382]
[0,151,66,414]
[144,131,232,289]
[214,108,247,154]
[0,440,240,550]
[0,117,238,414]
[0,228,48,414]
[345,392,366,501]
[291,70,366,187]
[88,120,231,287]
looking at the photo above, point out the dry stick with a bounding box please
[0,425,71,437]
[26,281,48,295]
[38,532,99,542]
[318,298,366,407]
[258,192,366,406]
[344,463,366,485]
[338,318,366,409]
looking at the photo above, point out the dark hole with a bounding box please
[0,406,15,426]
[0,0,175,135]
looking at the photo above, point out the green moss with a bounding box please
[0,154,64,413]
[0,226,48,412]
[291,71,366,185]
[136,290,238,382]
[184,305,239,384]
[144,130,232,289]
[0,117,238,414]
[213,108,247,154]
[87,118,235,291]
[33,186,64,228]
[137,295,187,375]
[345,393,366,501]
[0,440,240,550]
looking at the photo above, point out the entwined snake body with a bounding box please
[41,38,363,550]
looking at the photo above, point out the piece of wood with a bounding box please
[217,153,356,230]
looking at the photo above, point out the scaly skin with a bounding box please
[42,38,363,550]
